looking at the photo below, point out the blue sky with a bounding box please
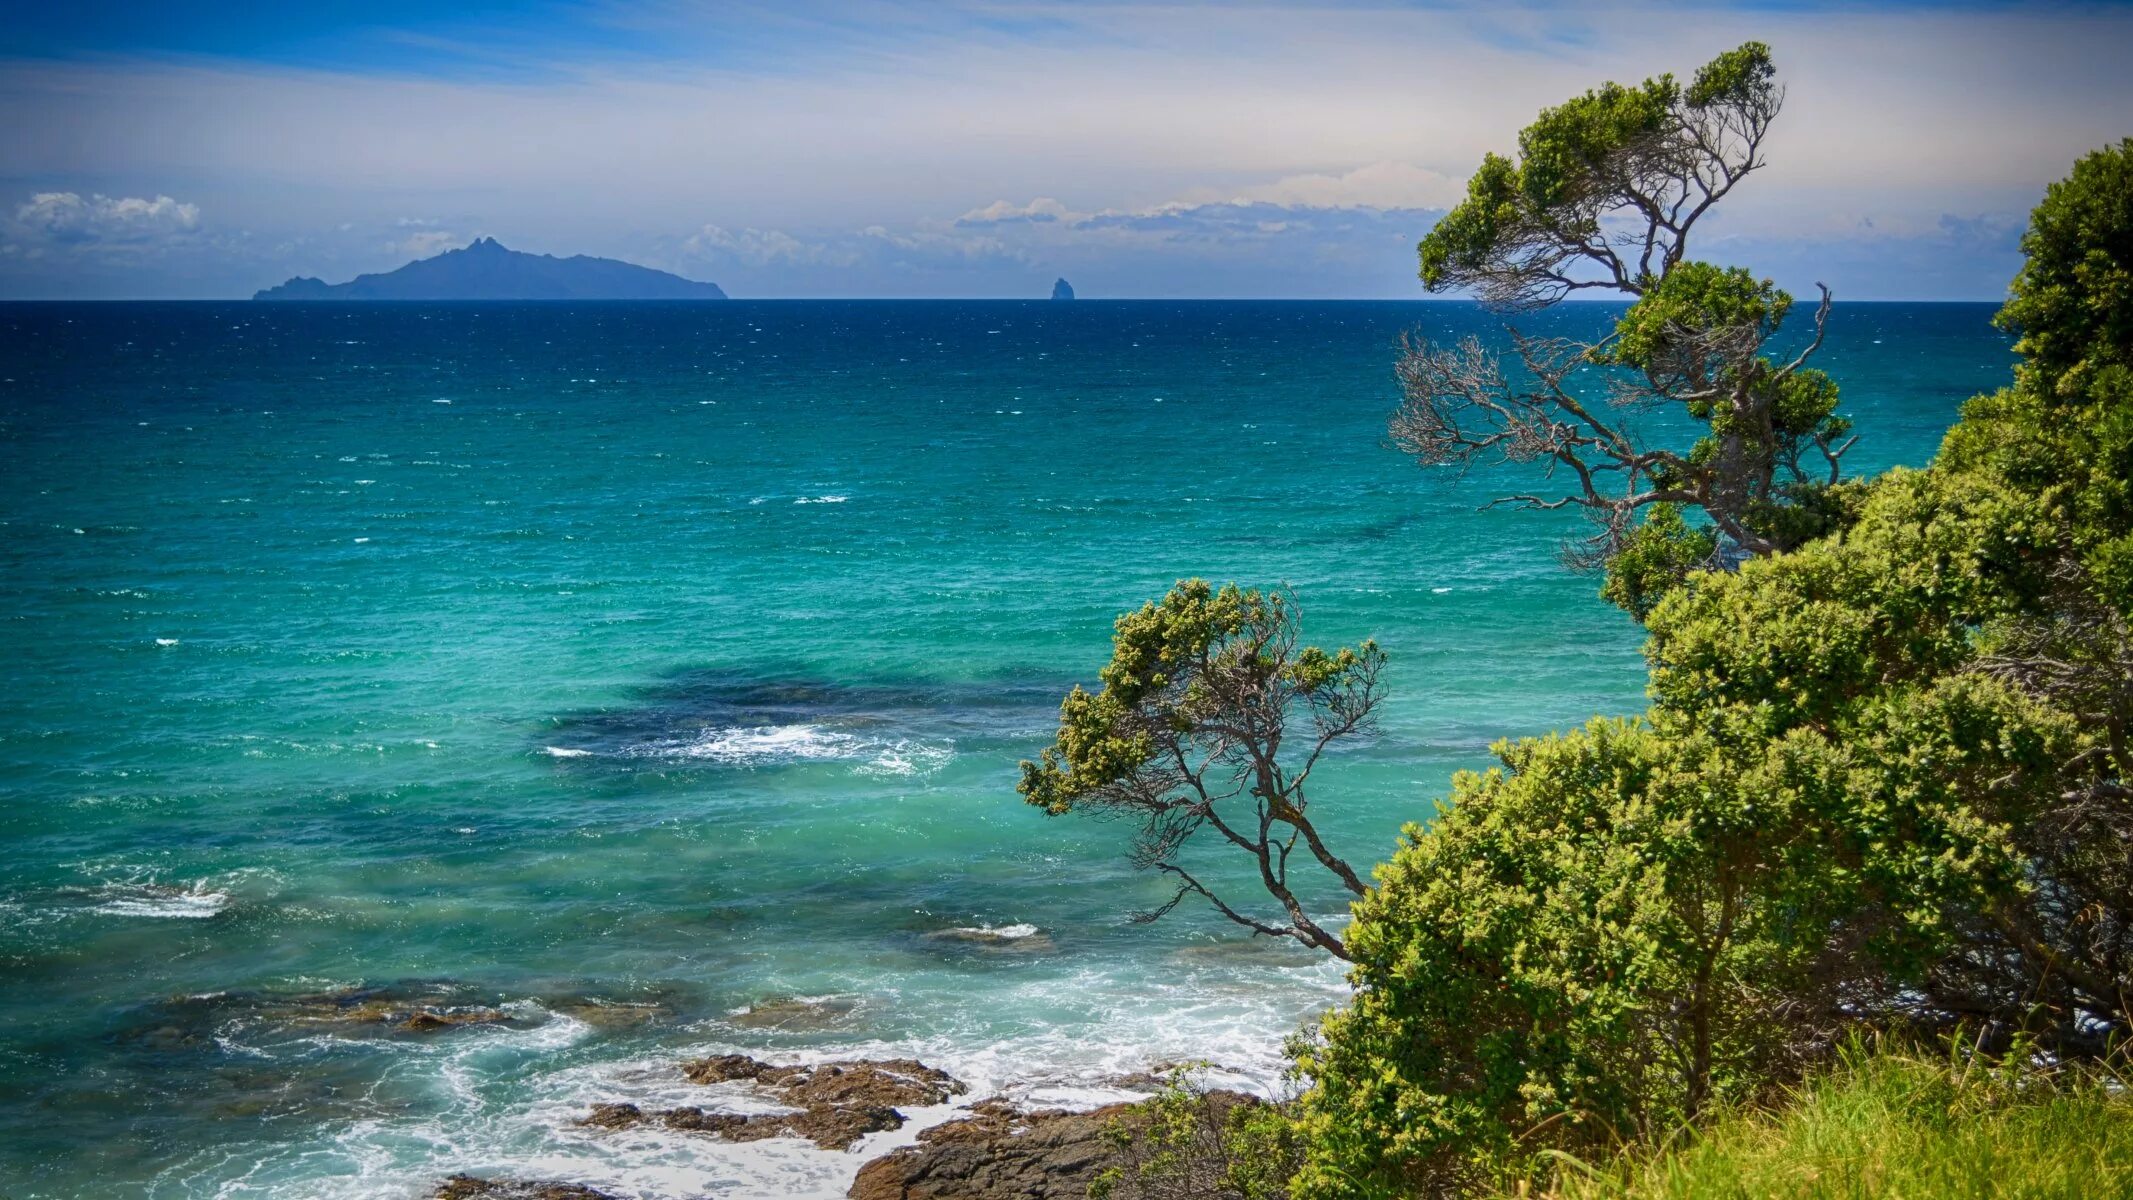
[2,1,2130,299]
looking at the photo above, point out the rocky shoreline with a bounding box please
[435,1052,1234,1200]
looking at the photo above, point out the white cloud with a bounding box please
[388,229,462,259]
[956,197,1080,225]
[1180,161,1467,211]
[4,2,2129,295]
[12,192,201,247]
[684,224,855,267]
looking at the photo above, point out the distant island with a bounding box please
[1051,278,1075,301]
[254,238,727,301]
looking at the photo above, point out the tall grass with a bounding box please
[1528,1043,2133,1200]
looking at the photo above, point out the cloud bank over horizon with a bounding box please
[1,1,2127,299]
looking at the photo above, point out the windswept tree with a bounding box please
[1393,42,1856,617]
[1019,581,1382,959]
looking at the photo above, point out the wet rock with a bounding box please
[724,994,860,1030]
[172,983,524,1035]
[682,1053,768,1084]
[848,1101,1138,1200]
[435,1176,622,1200]
[548,998,668,1029]
[778,1060,965,1109]
[679,1055,964,1109]
[584,1056,969,1150]
[577,1103,648,1130]
[850,1092,1266,1200]
[398,1006,512,1033]
[745,1103,906,1149]
[920,926,1055,954]
[658,1106,751,1136]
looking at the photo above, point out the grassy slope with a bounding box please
[1531,1048,2133,1200]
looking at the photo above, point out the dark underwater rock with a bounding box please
[723,994,861,1031]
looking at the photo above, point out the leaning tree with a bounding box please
[1019,581,1382,959]
[1393,42,1857,617]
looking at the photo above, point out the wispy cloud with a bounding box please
[10,192,200,248]
[1,2,2127,296]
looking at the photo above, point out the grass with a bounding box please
[1527,1044,2133,1200]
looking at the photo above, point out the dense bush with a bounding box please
[1289,141,2133,1198]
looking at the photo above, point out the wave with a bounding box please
[855,741,954,778]
[567,724,955,776]
[627,724,861,764]
[138,953,1349,1199]
[792,495,849,505]
[934,923,1041,942]
[85,881,231,919]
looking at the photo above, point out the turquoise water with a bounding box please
[0,300,2010,1198]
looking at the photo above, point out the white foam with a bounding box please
[155,638,179,647]
[855,741,954,778]
[87,881,230,919]
[941,923,1040,941]
[633,724,858,765]
[792,495,848,505]
[541,746,595,759]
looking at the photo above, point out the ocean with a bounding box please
[0,299,2012,1198]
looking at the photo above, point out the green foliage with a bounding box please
[1398,42,1855,597]
[1298,142,2133,1198]
[1514,75,1677,214]
[1605,263,1792,375]
[1683,41,1778,111]
[1416,42,1776,301]
[1091,1071,1301,1200]
[1421,154,1522,292]
[1021,580,1381,955]
[1534,1043,2133,1200]
[1598,505,1717,621]
[1020,581,1379,818]
[1997,138,2133,400]
[1291,674,2067,1198]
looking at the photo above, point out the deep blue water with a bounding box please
[0,300,2012,1198]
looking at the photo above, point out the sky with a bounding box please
[1,1,2129,299]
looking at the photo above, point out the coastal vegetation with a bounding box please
[1029,42,2131,1200]
[1017,582,1383,958]
[1392,42,1855,616]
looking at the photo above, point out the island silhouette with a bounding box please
[254,237,727,301]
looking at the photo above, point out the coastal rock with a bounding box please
[435,1176,622,1200]
[577,1103,648,1130]
[398,1005,512,1032]
[1050,278,1076,302]
[145,983,527,1039]
[724,994,860,1031]
[849,1090,1265,1200]
[547,998,669,1029]
[581,1056,969,1150]
[848,1101,1136,1200]
[678,1055,964,1108]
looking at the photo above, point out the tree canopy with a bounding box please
[1019,581,1382,959]
[1393,42,1854,609]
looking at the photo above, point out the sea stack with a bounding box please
[1050,278,1075,301]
